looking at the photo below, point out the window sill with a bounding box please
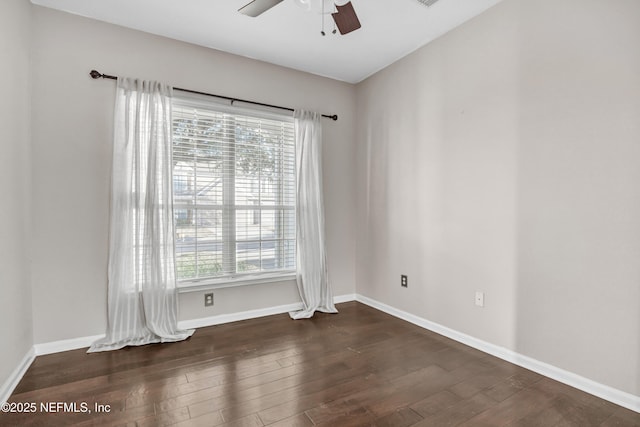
[177,272,297,294]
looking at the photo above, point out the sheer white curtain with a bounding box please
[289,110,338,319]
[89,78,194,353]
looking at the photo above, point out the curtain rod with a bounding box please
[89,70,338,121]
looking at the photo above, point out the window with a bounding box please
[172,99,296,287]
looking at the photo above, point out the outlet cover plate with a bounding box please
[475,291,484,307]
[204,293,214,307]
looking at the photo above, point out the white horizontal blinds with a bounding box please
[172,101,296,283]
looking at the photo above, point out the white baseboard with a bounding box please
[0,347,35,405]
[31,294,356,356]
[334,293,357,304]
[178,301,304,330]
[34,334,105,356]
[355,294,640,414]
[178,293,356,330]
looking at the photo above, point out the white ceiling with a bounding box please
[31,0,504,83]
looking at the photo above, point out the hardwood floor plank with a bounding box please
[600,407,640,427]
[365,365,461,417]
[313,407,378,427]
[256,372,381,425]
[221,364,377,423]
[482,370,544,403]
[132,406,192,427]
[410,390,462,418]
[448,372,511,399]
[304,364,457,425]
[169,409,224,427]
[412,393,497,426]
[186,359,363,419]
[459,387,556,426]
[372,407,424,427]
[262,412,314,427]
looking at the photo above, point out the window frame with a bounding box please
[171,96,297,291]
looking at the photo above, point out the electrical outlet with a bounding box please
[401,275,408,288]
[204,292,214,307]
[475,291,484,307]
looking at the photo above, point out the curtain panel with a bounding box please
[89,78,194,352]
[289,110,338,319]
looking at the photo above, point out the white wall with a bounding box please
[356,0,640,397]
[0,0,34,390]
[29,5,356,344]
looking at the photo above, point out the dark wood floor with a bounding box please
[2,302,638,426]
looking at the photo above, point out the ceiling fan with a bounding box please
[238,0,362,35]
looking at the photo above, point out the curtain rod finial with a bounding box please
[330,115,338,121]
[90,70,103,79]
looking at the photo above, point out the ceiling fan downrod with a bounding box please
[321,0,325,35]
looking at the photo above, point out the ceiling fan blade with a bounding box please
[238,0,284,17]
[331,1,361,35]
